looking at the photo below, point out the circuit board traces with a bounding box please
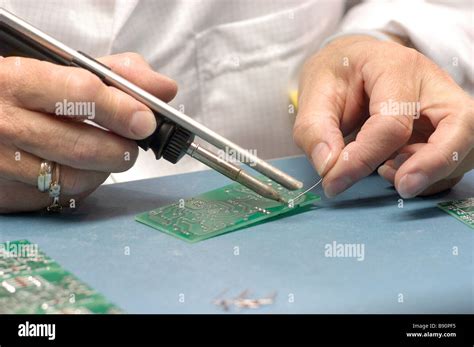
[438,198,474,229]
[136,178,320,243]
[0,240,121,314]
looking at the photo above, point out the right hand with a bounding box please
[294,35,474,199]
[0,52,177,213]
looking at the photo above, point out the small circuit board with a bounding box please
[0,240,121,314]
[438,198,474,229]
[136,177,320,243]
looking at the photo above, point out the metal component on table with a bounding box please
[213,289,234,311]
[213,289,277,311]
[233,290,277,309]
[0,8,303,200]
[187,143,284,203]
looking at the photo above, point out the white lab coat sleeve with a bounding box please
[339,0,474,93]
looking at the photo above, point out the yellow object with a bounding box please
[289,90,299,111]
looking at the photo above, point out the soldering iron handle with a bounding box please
[136,111,174,153]
[136,111,195,163]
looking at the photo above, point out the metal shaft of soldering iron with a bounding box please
[0,8,302,191]
[187,143,285,203]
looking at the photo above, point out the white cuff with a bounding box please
[319,30,393,50]
[338,0,473,92]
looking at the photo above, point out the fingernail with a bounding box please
[324,176,352,198]
[378,164,397,184]
[378,164,396,179]
[130,111,156,138]
[397,172,429,198]
[311,142,332,176]
[394,153,411,169]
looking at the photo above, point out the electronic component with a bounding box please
[136,177,320,243]
[438,198,474,229]
[213,289,277,311]
[0,240,121,314]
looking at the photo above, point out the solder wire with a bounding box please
[290,177,323,205]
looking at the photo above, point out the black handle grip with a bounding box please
[137,112,175,159]
[137,111,195,163]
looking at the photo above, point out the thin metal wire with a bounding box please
[290,177,323,203]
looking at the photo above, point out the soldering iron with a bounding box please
[0,8,303,202]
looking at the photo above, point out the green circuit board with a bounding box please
[136,177,320,243]
[438,198,474,229]
[0,240,121,314]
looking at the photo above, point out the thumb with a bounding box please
[293,70,346,177]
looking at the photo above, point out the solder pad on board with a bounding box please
[136,178,320,243]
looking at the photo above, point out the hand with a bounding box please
[0,52,177,213]
[294,35,474,199]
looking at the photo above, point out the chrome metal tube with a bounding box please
[187,143,284,202]
[0,8,303,191]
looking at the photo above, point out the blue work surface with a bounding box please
[1,156,473,313]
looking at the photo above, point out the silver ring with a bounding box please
[37,161,52,192]
[47,162,62,213]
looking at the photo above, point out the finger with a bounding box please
[419,176,463,196]
[0,178,96,213]
[394,116,474,198]
[378,152,411,183]
[378,163,463,196]
[1,57,157,139]
[378,163,396,183]
[98,53,178,102]
[322,69,419,197]
[0,143,108,195]
[380,141,472,196]
[323,115,414,198]
[1,106,138,172]
[294,70,346,177]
